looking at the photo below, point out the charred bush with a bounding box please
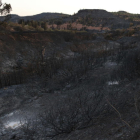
[21,89,106,139]
[58,52,100,83]
[117,48,140,79]
[0,70,25,88]
[20,119,40,140]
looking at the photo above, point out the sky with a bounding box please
[2,0,140,16]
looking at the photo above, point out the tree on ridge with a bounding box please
[0,0,12,24]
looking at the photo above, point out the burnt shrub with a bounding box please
[0,70,25,88]
[39,90,105,137]
[21,90,106,139]
[113,48,140,80]
[122,49,140,79]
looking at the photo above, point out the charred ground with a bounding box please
[0,9,140,140]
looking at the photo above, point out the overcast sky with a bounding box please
[2,0,140,16]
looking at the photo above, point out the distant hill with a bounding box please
[64,9,130,29]
[2,13,70,22]
[76,9,116,18]
[112,11,140,22]
[0,9,133,29]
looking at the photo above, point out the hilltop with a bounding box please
[1,12,69,22]
[65,9,130,29]
[75,9,117,18]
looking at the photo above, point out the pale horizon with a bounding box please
[2,0,140,16]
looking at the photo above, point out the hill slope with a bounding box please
[1,12,69,22]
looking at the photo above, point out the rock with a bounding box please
[44,88,50,93]
[65,84,71,88]
[63,88,66,91]
[33,96,38,100]
[54,91,61,94]
[27,99,33,103]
